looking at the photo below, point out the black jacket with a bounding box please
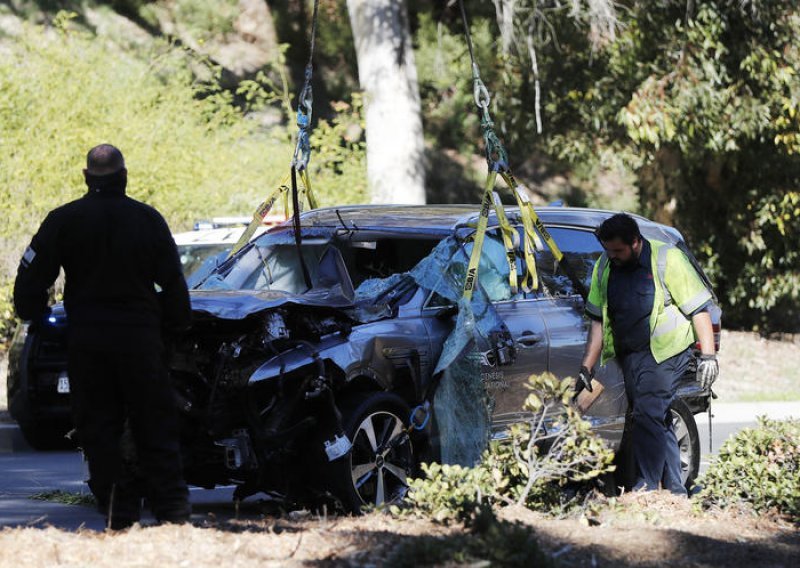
[14,185,191,351]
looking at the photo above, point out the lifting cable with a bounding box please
[457,0,587,301]
[228,0,321,291]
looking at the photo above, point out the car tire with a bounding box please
[671,398,700,491]
[327,391,416,513]
[17,419,74,451]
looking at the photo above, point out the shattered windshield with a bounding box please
[197,230,354,296]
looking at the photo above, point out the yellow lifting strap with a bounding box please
[462,172,536,301]
[228,174,290,257]
[299,168,319,211]
[455,0,579,302]
[463,173,497,301]
[227,168,318,259]
[461,168,571,301]
[492,190,519,296]
[503,170,565,264]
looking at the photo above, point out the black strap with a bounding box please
[289,0,320,291]
[291,166,312,291]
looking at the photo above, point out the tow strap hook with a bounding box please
[409,401,431,431]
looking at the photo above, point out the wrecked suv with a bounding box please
[11,205,718,510]
[170,205,717,510]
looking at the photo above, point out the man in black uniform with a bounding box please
[14,144,191,529]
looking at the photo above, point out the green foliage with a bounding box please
[0,15,365,342]
[0,293,15,349]
[171,0,239,42]
[106,0,155,20]
[609,2,800,332]
[400,373,615,523]
[137,0,238,43]
[483,373,616,511]
[308,96,368,205]
[415,1,800,331]
[385,506,554,568]
[695,417,800,521]
[402,462,493,524]
[414,12,482,154]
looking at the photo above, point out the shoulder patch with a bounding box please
[21,246,36,268]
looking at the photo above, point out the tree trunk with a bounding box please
[346,0,426,204]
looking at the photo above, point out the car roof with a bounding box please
[298,204,676,238]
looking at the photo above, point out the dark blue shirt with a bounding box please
[607,239,654,357]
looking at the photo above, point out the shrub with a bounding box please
[401,373,616,522]
[403,462,493,524]
[695,417,800,521]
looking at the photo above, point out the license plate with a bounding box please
[57,373,70,394]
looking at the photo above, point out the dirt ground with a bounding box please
[0,493,797,567]
[0,332,798,566]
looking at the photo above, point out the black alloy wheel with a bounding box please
[331,392,415,512]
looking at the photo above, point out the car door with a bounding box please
[469,229,550,430]
[490,296,549,430]
[420,229,549,431]
[534,226,627,444]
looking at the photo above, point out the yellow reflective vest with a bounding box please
[585,239,712,365]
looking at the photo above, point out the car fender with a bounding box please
[247,324,427,397]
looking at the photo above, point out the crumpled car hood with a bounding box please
[190,288,355,320]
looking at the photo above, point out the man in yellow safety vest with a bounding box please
[578,213,718,495]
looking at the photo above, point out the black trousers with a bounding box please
[620,347,691,495]
[68,345,189,525]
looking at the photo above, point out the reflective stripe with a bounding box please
[586,301,602,318]
[23,246,36,265]
[679,288,713,315]
[597,253,609,297]
[652,304,686,338]
[21,246,36,268]
[656,244,672,307]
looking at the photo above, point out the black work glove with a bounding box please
[575,365,595,396]
[696,354,719,390]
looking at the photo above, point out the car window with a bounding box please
[177,244,230,277]
[337,237,441,290]
[426,232,514,307]
[199,241,336,294]
[535,227,602,297]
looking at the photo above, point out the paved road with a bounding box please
[696,401,800,475]
[0,423,250,531]
[1,401,798,532]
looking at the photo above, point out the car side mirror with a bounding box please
[435,304,458,320]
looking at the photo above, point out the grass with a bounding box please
[733,391,800,403]
[714,330,800,403]
[30,490,96,507]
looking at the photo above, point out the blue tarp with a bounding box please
[409,236,515,466]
